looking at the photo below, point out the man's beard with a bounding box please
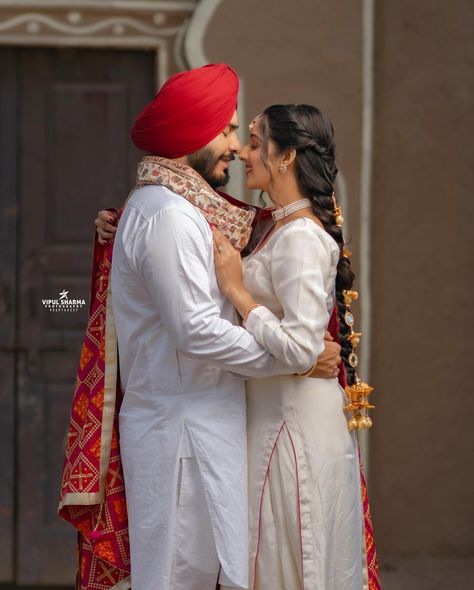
[187,147,232,189]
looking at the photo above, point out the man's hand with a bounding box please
[95,210,118,245]
[309,331,342,379]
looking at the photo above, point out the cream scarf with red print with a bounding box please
[136,156,255,251]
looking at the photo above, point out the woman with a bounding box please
[95,104,377,590]
[210,104,365,590]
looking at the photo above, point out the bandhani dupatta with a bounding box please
[58,169,380,589]
[58,233,131,590]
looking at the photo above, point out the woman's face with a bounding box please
[239,117,278,191]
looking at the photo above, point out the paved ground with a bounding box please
[379,557,474,590]
[2,557,473,589]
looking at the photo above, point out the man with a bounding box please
[97,64,340,590]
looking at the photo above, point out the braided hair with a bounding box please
[259,104,356,384]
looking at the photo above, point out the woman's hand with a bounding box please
[212,227,258,322]
[95,210,118,245]
[212,227,245,298]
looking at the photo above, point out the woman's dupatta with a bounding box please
[58,228,131,590]
[58,195,380,590]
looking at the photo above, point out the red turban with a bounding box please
[131,63,239,158]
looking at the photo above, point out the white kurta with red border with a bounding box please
[243,218,364,590]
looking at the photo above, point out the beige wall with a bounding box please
[204,0,365,260]
[203,0,474,559]
[370,0,474,557]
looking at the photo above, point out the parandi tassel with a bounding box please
[345,378,374,431]
[341,288,375,431]
[333,193,376,431]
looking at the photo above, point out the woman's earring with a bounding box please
[279,164,288,174]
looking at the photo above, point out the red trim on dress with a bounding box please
[253,422,285,590]
[253,421,305,590]
[283,423,305,589]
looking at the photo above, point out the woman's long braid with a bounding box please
[261,104,356,384]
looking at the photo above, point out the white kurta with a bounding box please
[111,185,292,590]
[243,219,364,590]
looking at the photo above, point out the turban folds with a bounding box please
[131,63,239,158]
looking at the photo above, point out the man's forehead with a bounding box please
[229,111,239,128]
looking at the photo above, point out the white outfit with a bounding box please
[243,218,364,590]
[110,185,292,590]
[173,456,238,590]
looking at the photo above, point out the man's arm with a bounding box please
[133,206,294,379]
[99,206,340,377]
[309,332,341,379]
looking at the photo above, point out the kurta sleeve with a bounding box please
[245,221,335,374]
[132,206,294,379]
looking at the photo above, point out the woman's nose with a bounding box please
[239,145,249,161]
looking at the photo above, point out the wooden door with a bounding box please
[0,46,18,584]
[0,46,154,584]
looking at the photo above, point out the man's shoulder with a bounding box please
[116,185,212,268]
[129,184,203,224]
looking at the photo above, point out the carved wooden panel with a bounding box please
[0,0,198,85]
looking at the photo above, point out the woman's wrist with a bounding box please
[226,288,258,321]
[243,303,262,325]
[223,283,246,302]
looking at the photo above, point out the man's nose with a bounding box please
[229,134,242,154]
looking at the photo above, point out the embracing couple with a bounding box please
[62,63,380,590]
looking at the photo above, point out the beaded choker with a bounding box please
[271,198,312,221]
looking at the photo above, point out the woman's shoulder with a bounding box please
[272,217,339,257]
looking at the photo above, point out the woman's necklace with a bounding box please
[271,198,312,221]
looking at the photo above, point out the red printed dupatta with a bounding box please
[58,194,380,590]
[58,232,131,590]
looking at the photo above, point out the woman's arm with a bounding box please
[213,223,335,375]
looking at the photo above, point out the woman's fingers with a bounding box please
[212,228,227,258]
[95,209,117,243]
[212,227,233,254]
[94,218,116,234]
[212,227,244,297]
[213,229,222,254]
[213,240,221,258]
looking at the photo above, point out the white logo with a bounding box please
[42,289,86,312]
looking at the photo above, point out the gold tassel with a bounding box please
[344,378,375,431]
[341,289,375,430]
